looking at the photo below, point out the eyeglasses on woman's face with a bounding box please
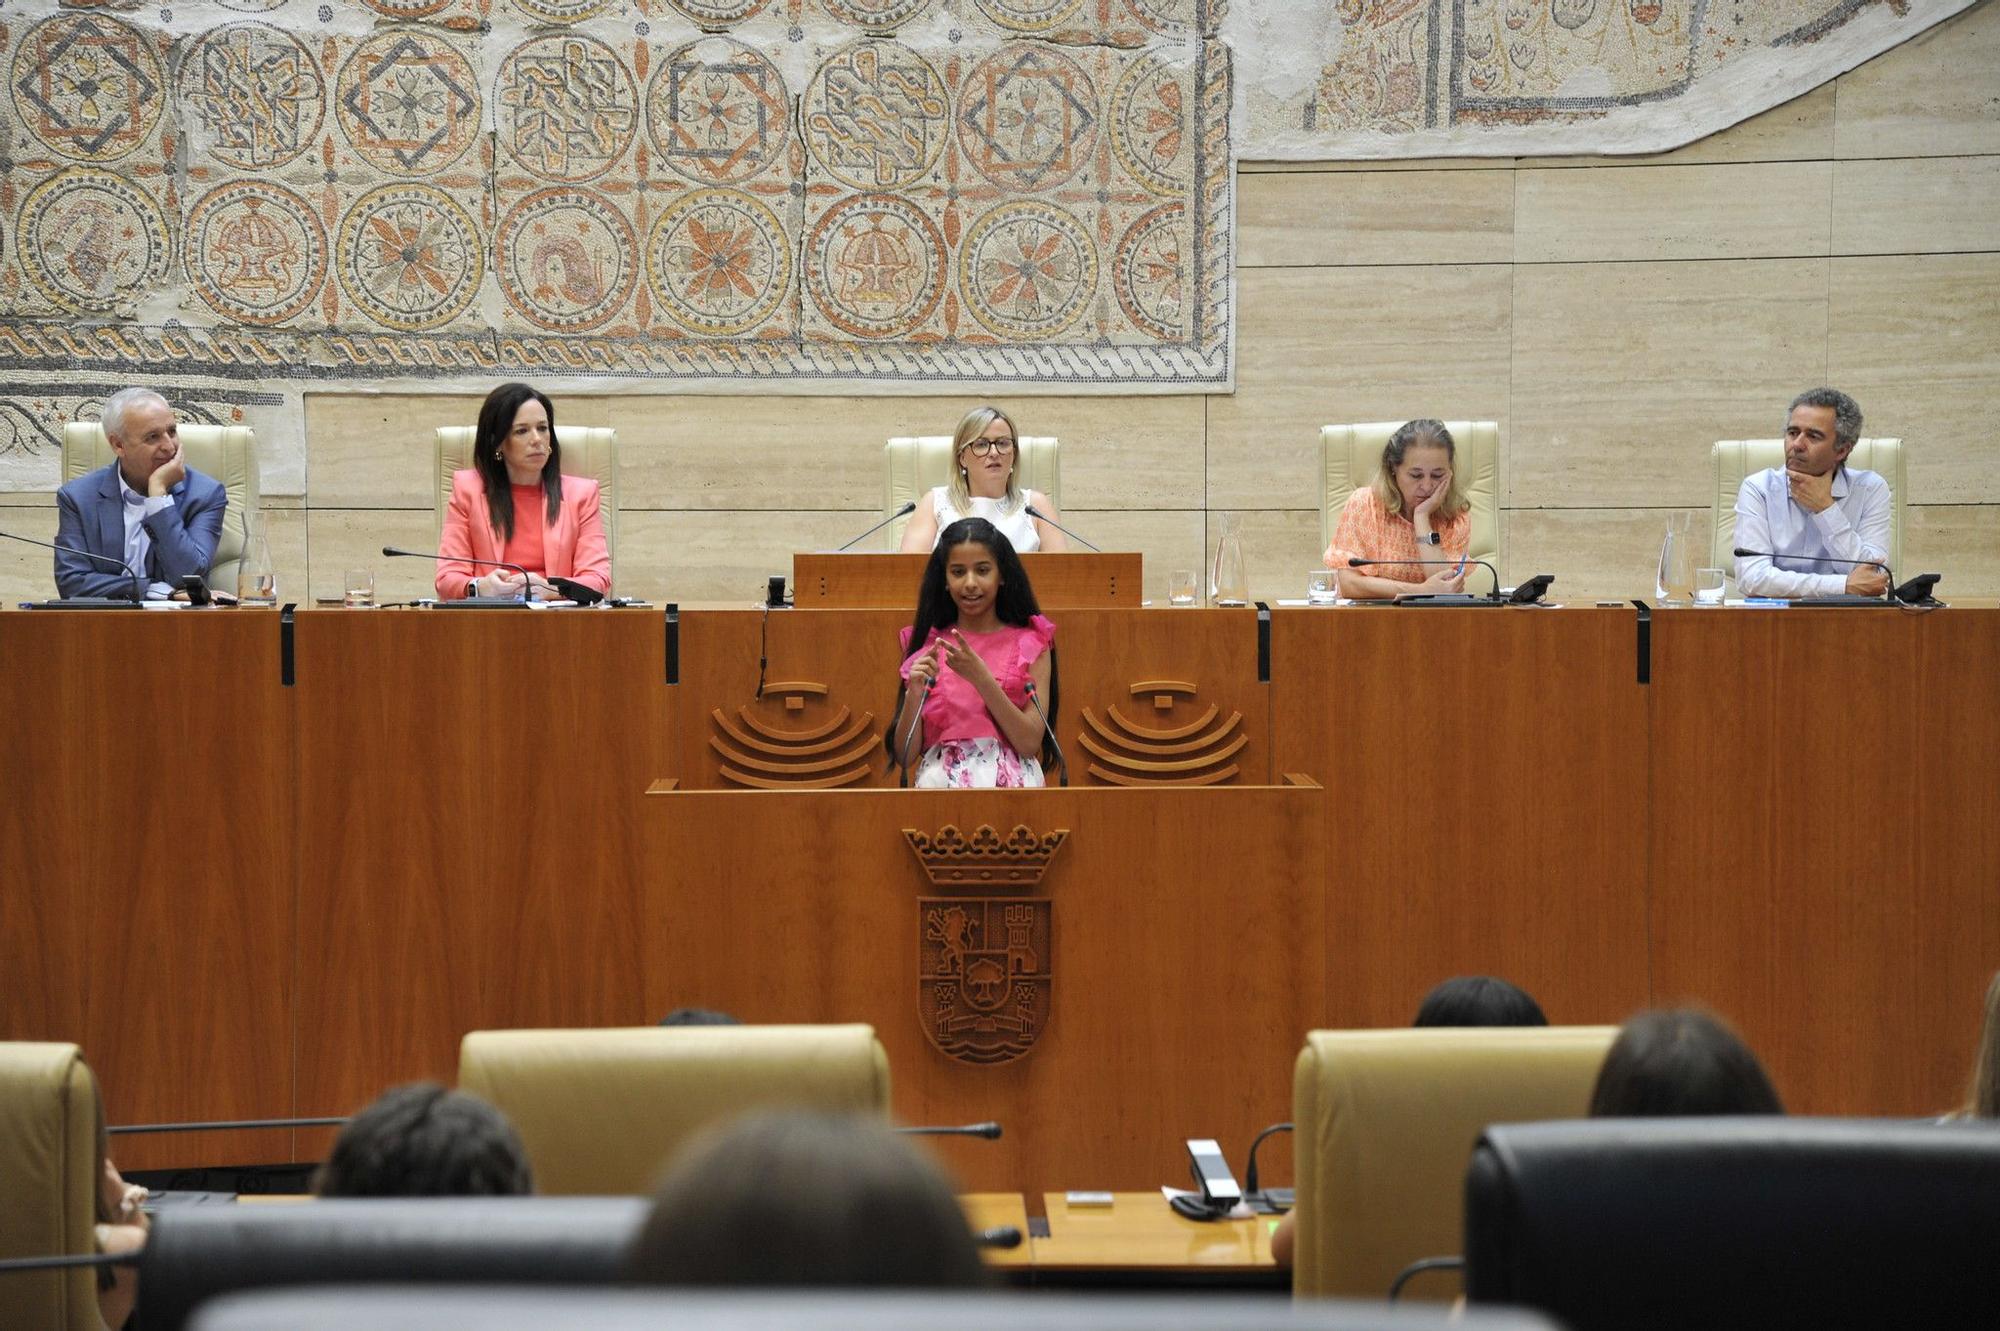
[962,437,1016,457]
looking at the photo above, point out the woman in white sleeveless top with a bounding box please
[898,405,1069,553]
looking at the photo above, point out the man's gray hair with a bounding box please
[1788,387,1862,451]
[101,387,168,444]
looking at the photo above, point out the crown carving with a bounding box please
[903,823,1068,889]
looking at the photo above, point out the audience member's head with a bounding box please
[1413,975,1549,1027]
[1964,970,2000,1119]
[626,1110,986,1288]
[314,1083,533,1197]
[1589,1008,1783,1117]
[658,1007,741,1026]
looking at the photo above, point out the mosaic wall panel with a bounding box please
[0,0,1232,492]
[1231,0,1977,159]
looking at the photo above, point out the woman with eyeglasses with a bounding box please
[898,405,1069,554]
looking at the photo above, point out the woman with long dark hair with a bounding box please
[436,382,611,600]
[888,518,1059,788]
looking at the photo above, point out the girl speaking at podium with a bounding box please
[888,519,1059,789]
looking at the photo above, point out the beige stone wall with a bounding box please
[3,2,1994,606]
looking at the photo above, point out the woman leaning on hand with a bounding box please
[436,382,611,601]
[898,405,1067,554]
[1324,419,1472,601]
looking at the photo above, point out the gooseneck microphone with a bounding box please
[1730,547,1910,603]
[897,663,935,785]
[1348,556,1503,602]
[381,545,531,605]
[1023,504,1101,553]
[2,526,145,603]
[835,501,916,552]
[975,1226,1024,1250]
[896,1121,1002,1139]
[1023,679,1066,787]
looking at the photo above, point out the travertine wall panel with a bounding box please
[1830,157,2000,254]
[1834,2,2000,157]
[1513,163,1833,263]
[1236,170,1516,268]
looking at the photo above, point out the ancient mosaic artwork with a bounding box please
[0,0,1231,492]
[1232,0,1979,159]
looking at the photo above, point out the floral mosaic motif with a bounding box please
[644,187,792,337]
[334,182,484,331]
[958,198,1098,341]
[497,35,640,183]
[818,0,938,29]
[957,44,1100,193]
[1121,0,1200,38]
[494,186,638,332]
[1109,50,1188,196]
[507,0,621,23]
[360,0,457,17]
[15,168,172,314]
[804,193,945,339]
[180,24,326,171]
[973,0,1087,33]
[1458,0,1697,103]
[334,31,481,176]
[804,41,951,192]
[1113,201,1185,340]
[185,179,327,326]
[664,0,774,20]
[10,15,164,163]
[646,37,792,186]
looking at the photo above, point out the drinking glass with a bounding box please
[1306,569,1338,605]
[1167,569,1198,606]
[1693,567,1726,606]
[343,568,375,608]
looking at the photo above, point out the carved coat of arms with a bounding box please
[918,897,1052,1066]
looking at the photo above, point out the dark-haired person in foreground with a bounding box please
[314,1083,533,1197]
[1733,387,1891,599]
[1412,975,1548,1028]
[1588,1008,1783,1117]
[626,1110,986,1288]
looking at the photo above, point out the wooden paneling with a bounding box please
[0,612,293,1169]
[792,554,1145,609]
[1271,607,1654,1030]
[636,783,1327,1193]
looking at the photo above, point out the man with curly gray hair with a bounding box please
[1732,387,1891,599]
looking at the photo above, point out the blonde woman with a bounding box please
[898,405,1067,554]
[1324,418,1471,600]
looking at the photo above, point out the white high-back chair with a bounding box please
[883,436,1059,549]
[434,425,620,563]
[63,421,259,593]
[1710,438,1905,576]
[1320,422,1503,576]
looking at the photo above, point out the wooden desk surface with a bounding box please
[962,1192,1031,1268]
[1034,1193,1277,1272]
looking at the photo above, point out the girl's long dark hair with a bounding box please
[884,519,1060,770]
[473,382,563,541]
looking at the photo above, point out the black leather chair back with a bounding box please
[1465,1118,2000,1331]
[138,1197,646,1331]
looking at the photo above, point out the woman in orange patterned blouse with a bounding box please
[1324,419,1473,600]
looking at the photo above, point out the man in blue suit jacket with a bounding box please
[55,388,227,600]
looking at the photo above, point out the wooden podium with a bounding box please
[792,553,1144,608]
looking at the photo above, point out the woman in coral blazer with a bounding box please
[437,382,612,601]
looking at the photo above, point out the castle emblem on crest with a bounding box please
[905,824,1064,1066]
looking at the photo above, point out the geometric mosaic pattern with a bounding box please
[0,0,1233,492]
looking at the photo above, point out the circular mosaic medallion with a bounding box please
[958,199,1096,342]
[506,0,619,22]
[664,0,773,21]
[495,187,638,332]
[818,0,936,29]
[334,31,480,176]
[1118,0,1193,37]
[185,179,327,326]
[335,182,483,331]
[644,188,790,337]
[956,44,1098,193]
[1113,202,1186,341]
[972,0,1085,33]
[805,193,945,339]
[180,24,326,171]
[1109,52,1188,197]
[16,168,171,313]
[646,37,791,186]
[496,35,639,183]
[9,15,165,163]
[803,41,949,192]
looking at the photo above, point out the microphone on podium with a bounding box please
[1348,556,1504,603]
[1023,504,1101,553]
[1023,679,1066,788]
[1,526,145,604]
[1730,547,1941,605]
[381,545,532,606]
[896,1121,1002,1139]
[834,501,916,553]
[897,666,936,787]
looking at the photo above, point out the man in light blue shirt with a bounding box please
[1733,387,1892,599]
[53,387,226,600]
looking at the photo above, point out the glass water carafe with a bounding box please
[1210,512,1248,606]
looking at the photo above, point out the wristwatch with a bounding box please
[1418,530,1441,546]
